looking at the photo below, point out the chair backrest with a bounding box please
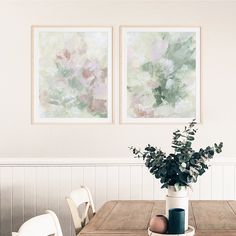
[12,210,63,236]
[66,185,96,235]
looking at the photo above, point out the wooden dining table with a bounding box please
[79,200,236,236]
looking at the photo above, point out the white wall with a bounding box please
[0,0,236,158]
[0,1,236,235]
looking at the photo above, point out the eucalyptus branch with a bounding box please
[129,120,223,189]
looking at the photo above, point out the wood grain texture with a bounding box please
[80,200,236,236]
[192,201,236,230]
[228,201,236,213]
[80,201,117,233]
[195,231,236,236]
[99,201,153,230]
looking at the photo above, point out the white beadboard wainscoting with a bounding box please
[0,158,236,236]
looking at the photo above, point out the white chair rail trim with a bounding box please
[0,157,235,167]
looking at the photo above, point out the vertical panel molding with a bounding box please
[0,157,235,236]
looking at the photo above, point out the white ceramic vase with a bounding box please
[165,185,189,231]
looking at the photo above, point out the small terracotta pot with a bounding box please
[149,214,168,234]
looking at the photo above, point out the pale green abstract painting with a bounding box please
[121,27,200,123]
[33,27,112,123]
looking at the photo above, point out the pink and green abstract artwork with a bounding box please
[122,27,200,123]
[33,27,112,123]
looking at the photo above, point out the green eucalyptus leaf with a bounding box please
[187,136,194,141]
[190,159,196,165]
[179,165,186,172]
[187,176,192,183]
[161,183,168,189]
[129,119,223,189]
[160,168,167,175]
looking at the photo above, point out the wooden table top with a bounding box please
[80,200,236,236]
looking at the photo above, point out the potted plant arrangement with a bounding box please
[129,120,223,233]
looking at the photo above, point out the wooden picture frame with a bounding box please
[32,26,113,123]
[120,26,201,123]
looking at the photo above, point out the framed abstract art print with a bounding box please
[32,26,113,123]
[120,27,200,123]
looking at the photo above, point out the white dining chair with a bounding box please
[12,210,63,236]
[66,185,96,235]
